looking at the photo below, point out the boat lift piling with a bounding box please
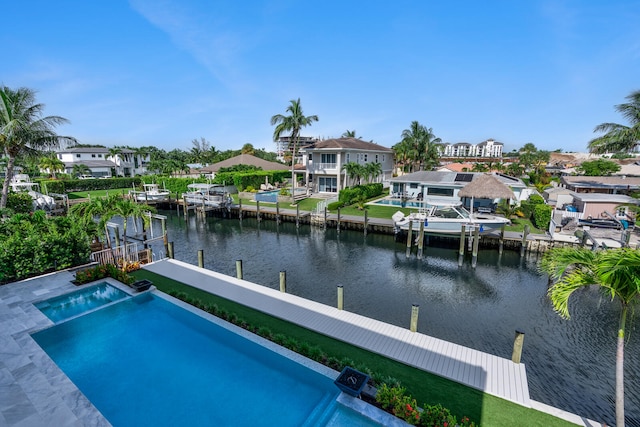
[417,220,425,259]
[337,207,341,234]
[458,224,466,266]
[406,221,413,258]
[471,225,480,268]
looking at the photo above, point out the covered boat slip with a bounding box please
[143,259,530,406]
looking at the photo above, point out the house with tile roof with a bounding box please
[299,137,394,194]
[56,147,149,177]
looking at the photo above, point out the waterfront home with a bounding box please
[299,137,394,194]
[389,171,531,208]
[560,175,640,195]
[56,147,149,177]
[570,193,638,221]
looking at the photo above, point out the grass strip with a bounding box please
[130,269,576,426]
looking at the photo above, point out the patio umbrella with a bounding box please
[458,174,516,213]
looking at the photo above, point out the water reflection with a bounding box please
[145,211,638,426]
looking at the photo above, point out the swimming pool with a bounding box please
[31,292,382,426]
[34,282,129,323]
[371,198,427,208]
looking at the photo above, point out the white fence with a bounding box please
[90,243,139,266]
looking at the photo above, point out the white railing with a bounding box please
[90,243,139,266]
[311,196,339,218]
[555,209,584,220]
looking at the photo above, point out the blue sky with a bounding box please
[2,0,639,154]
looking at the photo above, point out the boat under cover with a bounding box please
[392,203,510,235]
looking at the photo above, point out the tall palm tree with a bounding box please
[399,121,441,172]
[540,247,640,427]
[271,99,319,196]
[341,130,361,138]
[0,86,76,208]
[69,194,121,247]
[72,163,91,177]
[588,90,640,154]
[392,139,412,173]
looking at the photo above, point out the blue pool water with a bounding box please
[31,293,378,426]
[372,198,426,208]
[34,282,129,323]
[254,189,280,203]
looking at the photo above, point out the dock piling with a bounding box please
[406,221,413,258]
[520,225,530,257]
[499,224,505,254]
[167,241,174,259]
[417,221,425,259]
[256,201,261,222]
[276,202,280,224]
[236,260,243,280]
[279,271,286,293]
[198,250,204,268]
[296,204,300,228]
[512,330,525,363]
[337,207,341,233]
[364,210,368,236]
[337,285,344,310]
[410,304,420,332]
[471,226,480,268]
[458,224,466,266]
[239,198,243,220]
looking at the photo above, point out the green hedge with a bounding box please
[0,212,91,283]
[6,192,33,214]
[532,204,553,230]
[339,183,384,205]
[39,177,142,194]
[519,194,545,219]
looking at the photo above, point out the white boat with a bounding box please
[392,202,510,235]
[132,184,170,202]
[182,183,231,208]
[9,174,56,211]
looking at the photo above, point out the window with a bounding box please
[309,154,313,160]
[98,154,102,158]
[375,154,379,162]
[410,183,419,189]
[427,187,454,197]
[318,177,337,192]
[382,155,386,162]
[363,154,368,162]
[91,154,96,158]
[76,154,81,158]
[321,153,336,164]
[346,153,350,162]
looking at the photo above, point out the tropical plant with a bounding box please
[540,247,640,427]
[72,163,91,177]
[110,197,156,270]
[271,98,319,196]
[341,130,361,138]
[365,162,383,183]
[588,90,640,154]
[496,201,523,219]
[576,158,622,176]
[39,153,65,178]
[0,86,76,208]
[342,162,366,186]
[395,121,441,173]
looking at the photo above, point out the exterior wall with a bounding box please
[575,201,623,219]
[304,149,393,193]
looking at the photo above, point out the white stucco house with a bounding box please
[56,147,149,177]
[389,171,531,209]
[299,138,394,194]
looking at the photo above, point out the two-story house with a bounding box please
[56,147,149,177]
[299,138,394,194]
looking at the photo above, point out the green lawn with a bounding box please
[130,269,577,427]
[67,188,132,199]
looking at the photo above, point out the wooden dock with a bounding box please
[143,258,531,407]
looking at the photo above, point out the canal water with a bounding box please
[147,211,639,426]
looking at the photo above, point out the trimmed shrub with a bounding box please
[532,203,553,230]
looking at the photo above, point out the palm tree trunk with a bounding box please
[0,155,16,209]
[616,305,627,427]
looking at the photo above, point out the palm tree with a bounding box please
[69,194,121,247]
[271,99,319,197]
[110,197,155,270]
[72,163,91,177]
[399,121,441,172]
[342,162,365,187]
[365,162,383,184]
[342,130,361,138]
[392,139,412,174]
[540,247,640,427]
[39,154,65,178]
[241,143,255,155]
[588,90,640,154]
[0,86,76,208]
